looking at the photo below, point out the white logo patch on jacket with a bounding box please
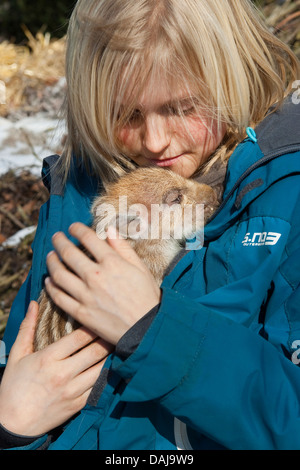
[242,232,282,247]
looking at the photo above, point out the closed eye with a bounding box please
[164,105,196,118]
[128,109,143,124]
[164,97,199,117]
[171,194,183,204]
[163,189,184,205]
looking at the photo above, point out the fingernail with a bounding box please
[52,232,61,241]
[69,223,79,232]
[47,250,55,258]
[107,226,123,239]
[107,226,116,238]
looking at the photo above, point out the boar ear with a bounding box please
[92,198,118,239]
[94,212,142,240]
[163,188,183,206]
[92,198,148,240]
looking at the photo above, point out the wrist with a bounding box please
[0,398,40,437]
[116,303,160,358]
[0,422,44,449]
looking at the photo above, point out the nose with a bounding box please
[142,114,171,155]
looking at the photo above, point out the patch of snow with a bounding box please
[0,114,65,177]
[0,225,36,250]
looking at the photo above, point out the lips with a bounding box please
[149,154,184,167]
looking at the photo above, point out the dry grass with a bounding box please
[0,1,299,117]
[263,0,300,58]
[0,26,66,117]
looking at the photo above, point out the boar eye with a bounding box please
[163,189,183,206]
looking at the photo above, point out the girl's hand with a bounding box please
[0,301,112,437]
[45,223,162,345]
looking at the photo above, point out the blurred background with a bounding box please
[0,0,299,339]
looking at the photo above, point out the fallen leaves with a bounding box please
[0,170,48,338]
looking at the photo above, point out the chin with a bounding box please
[169,163,198,179]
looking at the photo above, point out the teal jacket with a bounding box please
[1,96,300,450]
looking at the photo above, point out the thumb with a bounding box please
[11,301,39,359]
[106,226,148,272]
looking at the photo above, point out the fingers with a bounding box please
[46,334,112,409]
[48,325,98,360]
[46,250,92,302]
[12,301,40,359]
[49,224,149,292]
[45,277,114,341]
[44,276,81,322]
[72,360,106,408]
[49,227,115,285]
[106,225,150,272]
[69,223,114,263]
[66,337,113,377]
[50,230,98,279]
[67,222,147,271]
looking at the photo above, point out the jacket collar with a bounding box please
[204,95,300,239]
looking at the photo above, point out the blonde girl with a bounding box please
[63,0,299,183]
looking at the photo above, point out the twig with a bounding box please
[0,314,10,336]
[17,205,31,226]
[0,206,26,230]
[20,128,43,162]
[0,260,10,278]
[0,314,9,324]
[0,272,21,292]
[275,11,300,31]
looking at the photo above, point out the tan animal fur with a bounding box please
[34,167,219,351]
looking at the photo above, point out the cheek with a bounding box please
[180,118,225,151]
[175,118,208,148]
[118,127,138,151]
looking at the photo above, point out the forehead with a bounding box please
[140,79,193,109]
[119,66,195,110]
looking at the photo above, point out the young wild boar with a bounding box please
[34,166,219,351]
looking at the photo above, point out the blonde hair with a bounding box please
[61,0,300,186]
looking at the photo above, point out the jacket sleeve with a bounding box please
[0,423,48,450]
[111,198,300,450]
[112,290,300,451]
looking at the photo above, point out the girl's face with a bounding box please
[117,77,226,178]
